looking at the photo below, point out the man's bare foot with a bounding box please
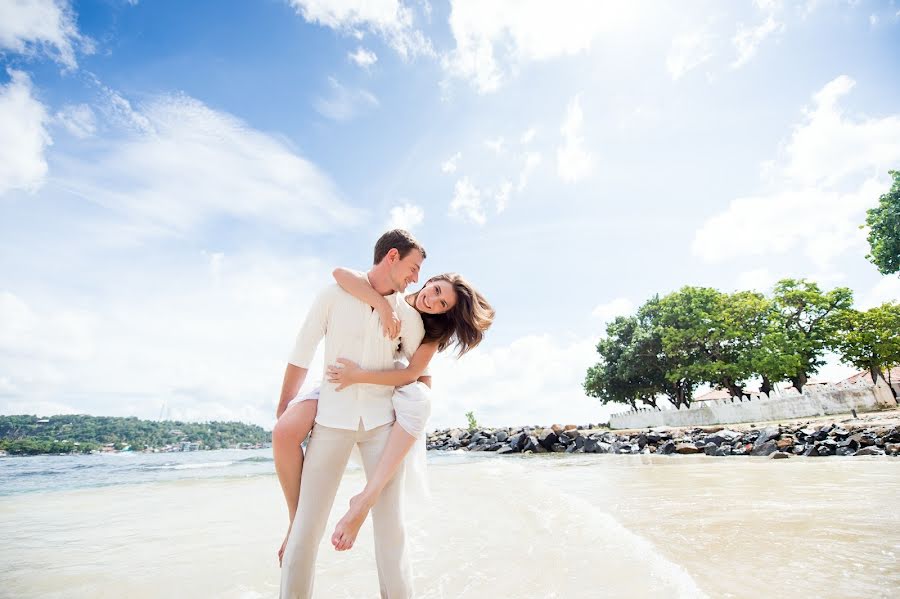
[331,493,374,551]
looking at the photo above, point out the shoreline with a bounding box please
[427,409,900,458]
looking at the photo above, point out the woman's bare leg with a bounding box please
[331,424,417,551]
[272,399,317,565]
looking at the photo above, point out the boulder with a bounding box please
[538,429,559,450]
[495,431,509,443]
[583,438,599,453]
[551,443,567,453]
[776,437,794,450]
[496,444,516,455]
[574,436,586,450]
[558,434,572,445]
[770,451,791,459]
[853,446,885,456]
[814,443,834,456]
[754,427,780,448]
[751,440,778,456]
[675,443,700,454]
[714,446,731,457]
[885,443,900,456]
[703,442,718,456]
[658,440,676,455]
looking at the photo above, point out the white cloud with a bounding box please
[0,250,331,427]
[0,70,51,195]
[442,0,643,93]
[859,276,900,310]
[591,297,634,324]
[519,127,536,144]
[781,76,900,187]
[493,180,512,214]
[556,94,593,183]
[0,0,90,69]
[666,30,715,80]
[55,103,96,138]
[314,76,379,121]
[483,136,505,154]
[868,13,878,27]
[348,46,378,68]
[517,151,541,193]
[388,202,424,230]
[693,77,900,269]
[428,334,610,429]
[57,91,359,236]
[692,180,880,268]
[449,176,485,225]
[731,15,783,68]
[288,0,433,60]
[441,151,461,174]
[735,268,779,292]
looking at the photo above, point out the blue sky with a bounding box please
[1,0,899,429]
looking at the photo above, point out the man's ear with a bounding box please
[386,248,400,263]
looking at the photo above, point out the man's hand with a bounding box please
[326,358,362,391]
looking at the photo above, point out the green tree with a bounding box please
[585,315,663,410]
[770,279,853,392]
[864,170,900,275]
[834,302,900,384]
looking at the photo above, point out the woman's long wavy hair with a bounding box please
[412,273,494,357]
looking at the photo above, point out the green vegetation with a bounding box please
[0,415,270,456]
[864,170,900,275]
[585,278,898,409]
[465,411,479,431]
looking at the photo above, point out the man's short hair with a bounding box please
[373,229,426,264]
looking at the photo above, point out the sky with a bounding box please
[1,0,899,431]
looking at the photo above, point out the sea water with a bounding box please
[1,450,897,598]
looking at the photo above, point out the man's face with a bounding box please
[389,249,423,292]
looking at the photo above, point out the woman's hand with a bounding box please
[378,307,401,340]
[327,358,362,391]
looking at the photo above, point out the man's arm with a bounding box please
[276,364,308,418]
[277,287,331,417]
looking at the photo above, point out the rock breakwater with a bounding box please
[426,421,900,458]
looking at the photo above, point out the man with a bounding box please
[277,229,428,599]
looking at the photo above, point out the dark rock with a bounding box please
[538,429,558,450]
[637,433,648,448]
[551,443,566,453]
[714,446,731,457]
[814,443,834,456]
[646,432,661,444]
[751,440,778,456]
[508,433,525,451]
[853,446,885,456]
[596,442,612,454]
[496,444,515,455]
[658,440,676,455]
[832,428,850,439]
[495,431,509,443]
[703,442,718,456]
[558,434,572,445]
[770,451,791,459]
[564,443,578,453]
[583,438,599,453]
[675,443,700,454]
[885,443,900,456]
[754,427,780,448]
[523,435,541,453]
[802,445,820,457]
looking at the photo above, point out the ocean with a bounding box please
[1,449,897,598]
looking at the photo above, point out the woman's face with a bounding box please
[414,279,457,315]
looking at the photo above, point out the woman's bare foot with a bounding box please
[331,492,374,551]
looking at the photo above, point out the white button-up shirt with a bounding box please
[288,284,426,431]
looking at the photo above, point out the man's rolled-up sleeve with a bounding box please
[288,287,332,368]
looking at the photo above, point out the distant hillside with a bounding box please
[0,414,271,455]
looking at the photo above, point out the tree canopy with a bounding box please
[865,170,900,275]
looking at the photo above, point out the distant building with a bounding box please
[841,366,900,397]
[693,387,760,402]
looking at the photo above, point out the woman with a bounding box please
[276,268,494,561]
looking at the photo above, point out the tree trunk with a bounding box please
[868,365,883,385]
[760,376,772,395]
[790,371,807,393]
